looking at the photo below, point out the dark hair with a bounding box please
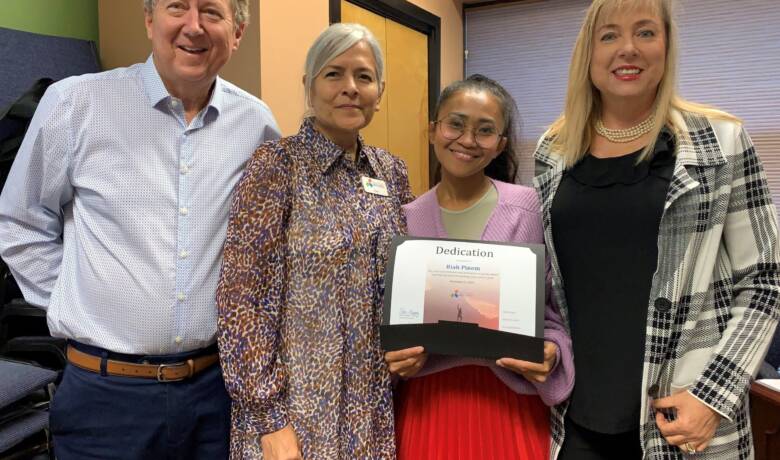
[432,74,520,183]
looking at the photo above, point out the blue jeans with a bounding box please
[50,342,230,460]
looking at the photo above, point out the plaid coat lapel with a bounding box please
[664,112,727,211]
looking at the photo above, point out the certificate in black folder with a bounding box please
[380,236,545,362]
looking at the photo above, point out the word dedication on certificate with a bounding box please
[380,236,545,362]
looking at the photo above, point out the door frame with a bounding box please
[330,0,441,188]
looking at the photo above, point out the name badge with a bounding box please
[361,176,389,197]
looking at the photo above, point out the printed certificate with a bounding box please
[381,237,545,362]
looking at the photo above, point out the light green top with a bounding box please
[440,183,498,240]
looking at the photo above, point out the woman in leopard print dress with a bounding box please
[216,23,413,459]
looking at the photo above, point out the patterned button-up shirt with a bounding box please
[217,118,413,459]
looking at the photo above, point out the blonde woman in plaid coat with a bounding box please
[533,0,779,459]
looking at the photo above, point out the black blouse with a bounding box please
[551,132,675,433]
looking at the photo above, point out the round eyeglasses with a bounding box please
[434,116,504,149]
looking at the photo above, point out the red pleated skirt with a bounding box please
[395,365,550,460]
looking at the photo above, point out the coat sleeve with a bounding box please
[688,123,780,421]
[216,140,292,435]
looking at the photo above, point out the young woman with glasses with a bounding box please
[384,74,574,460]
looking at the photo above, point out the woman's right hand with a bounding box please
[260,425,302,460]
[384,346,427,378]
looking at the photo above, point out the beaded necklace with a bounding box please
[594,114,656,143]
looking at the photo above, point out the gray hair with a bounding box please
[143,0,249,25]
[303,23,385,111]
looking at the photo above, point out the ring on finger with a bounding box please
[683,442,696,455]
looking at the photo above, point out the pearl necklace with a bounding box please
[594,114,656,143]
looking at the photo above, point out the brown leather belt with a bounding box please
[66,345,219,382]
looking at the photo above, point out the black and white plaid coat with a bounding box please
[533,111,780,459]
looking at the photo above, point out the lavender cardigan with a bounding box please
[402,179,574,406]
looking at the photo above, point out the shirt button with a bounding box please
[171,99,180,109]
[648,383,660,397]
[174,336,183,344]
[654,297,672,312]
[179,207,189,216]
[177,293,186,301]
[179,250,189,259]
[180,165,189,175]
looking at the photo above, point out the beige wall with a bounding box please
[410,0,464,87]
[97,1,465,134]
[261,0,464,135]
[98,0,261,96]
[258,1,329,135]
[97,1,146,70]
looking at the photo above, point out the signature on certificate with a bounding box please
[398,307,420,321]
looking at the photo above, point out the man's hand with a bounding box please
[496,341,558,383]
[261,425,302,460]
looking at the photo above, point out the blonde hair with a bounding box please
[547,0,738,166]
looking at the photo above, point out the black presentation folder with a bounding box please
[380,321,544,362]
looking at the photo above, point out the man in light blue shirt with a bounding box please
[0,0,280,458]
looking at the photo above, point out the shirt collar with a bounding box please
[139,54,224,116]
[670,109,727,167]
[140,55,170,107]
[300,117,379,176]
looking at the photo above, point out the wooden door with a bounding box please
[342,0,429,196]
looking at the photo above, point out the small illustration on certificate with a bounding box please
[423,258,501,330]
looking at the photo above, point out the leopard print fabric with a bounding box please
[217,117,413,459]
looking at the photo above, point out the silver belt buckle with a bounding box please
[156,362,188,382]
